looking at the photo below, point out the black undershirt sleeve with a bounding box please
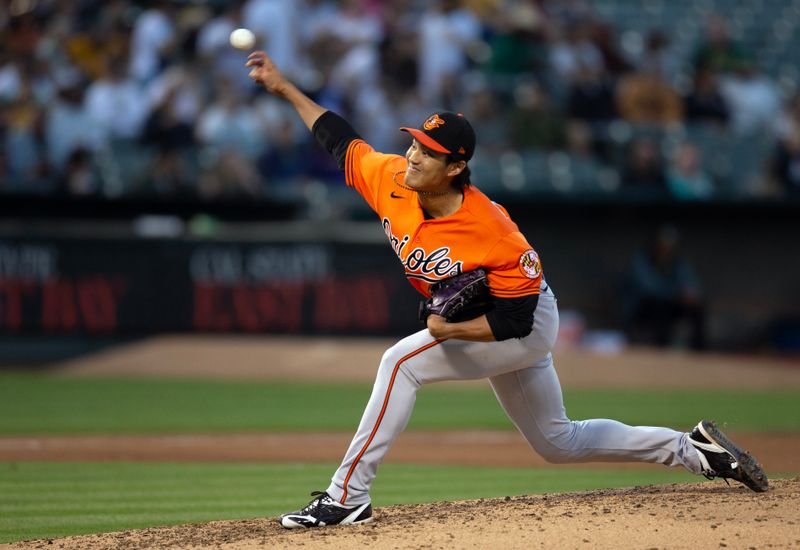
[311,110,363,171]
[485,294,539,341]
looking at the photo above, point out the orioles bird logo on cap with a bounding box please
[423,114,445,131]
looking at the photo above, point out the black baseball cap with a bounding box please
[400,112,476,161]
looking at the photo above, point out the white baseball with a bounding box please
[229,28,256,50]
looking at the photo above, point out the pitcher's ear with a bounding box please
[447,160,466,177]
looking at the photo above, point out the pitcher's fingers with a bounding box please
[247,51,266,62]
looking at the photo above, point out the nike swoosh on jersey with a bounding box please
[390,191,404,199]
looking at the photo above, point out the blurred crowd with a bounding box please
[2,0,800,209]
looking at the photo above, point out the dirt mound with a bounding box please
[9,478,799,550]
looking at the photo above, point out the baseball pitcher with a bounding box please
[245,50,768,529]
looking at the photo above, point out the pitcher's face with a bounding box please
[404,140,462,191]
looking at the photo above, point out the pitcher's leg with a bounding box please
[325,322,556,506]
[489,360,702,473]
[326,332,443,505]
[326,292,561,506]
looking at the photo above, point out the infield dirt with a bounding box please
[7,479,800,550]
[4,335,800,549]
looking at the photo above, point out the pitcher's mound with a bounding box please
[11,478,799,550]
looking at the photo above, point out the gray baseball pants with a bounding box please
[326,286,703,505]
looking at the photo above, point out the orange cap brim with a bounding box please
[400,128,451,154]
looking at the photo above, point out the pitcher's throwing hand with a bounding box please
[246,51,287,96]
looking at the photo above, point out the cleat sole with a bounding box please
[700,420,769,492]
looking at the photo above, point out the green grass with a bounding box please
[0,374,797,434]
[0,374,796,544]
[0,461,702,543]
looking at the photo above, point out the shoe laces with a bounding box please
[701,457,738,485]
[701,470,733,486]
[300,491,331,514]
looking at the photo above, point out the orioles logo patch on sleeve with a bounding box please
[519,249,541,279]
[423,114,445,130]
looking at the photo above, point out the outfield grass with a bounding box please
[0,461,701,543]
[0,374,798,434]
[1,374,796,543]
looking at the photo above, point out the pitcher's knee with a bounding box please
[377,346,401,377]
[378,344,420,386]
[532,422,580,464]
[536,445,575,464]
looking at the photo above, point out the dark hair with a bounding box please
[447,155,471,190]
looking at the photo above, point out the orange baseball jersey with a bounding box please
[344,139,543,298]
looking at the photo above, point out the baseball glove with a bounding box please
[419,268,493,323]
